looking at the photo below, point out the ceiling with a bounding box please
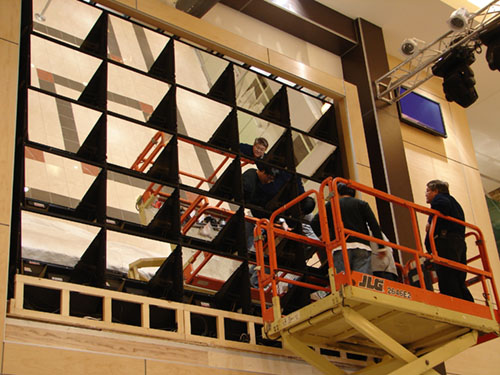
[316,0,500,197]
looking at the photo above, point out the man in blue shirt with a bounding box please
[424,179,473,301]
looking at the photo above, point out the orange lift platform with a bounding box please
[253,177,500,375]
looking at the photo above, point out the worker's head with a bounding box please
[252,137,268,159]
[256,163,278,184]
[425,179,449,203]
[337,183,356,197]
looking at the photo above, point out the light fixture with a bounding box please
[400,38,424,57]
[431,45,478,108]
[447,7,472,31]
[479,23,500,71]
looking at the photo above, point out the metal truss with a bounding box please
[375,0,500,104]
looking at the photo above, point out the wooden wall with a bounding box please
[4,317,338,375]
[0,0,22,361]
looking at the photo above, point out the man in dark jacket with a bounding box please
[311,183,383,275]
[424,179,473,301]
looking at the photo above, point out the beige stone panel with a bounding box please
[403,142,497,297]
[109,0,136,7]
[404,140,474,210]
[147,360,265,375]
[267,50,345,100]
[405,144,477,239]
[445,336,500,375]
[0,225,10,348]
[355,164,374,188]
[0,0,21,43]
[0,39,19,225]
[337,83,370,178]
[404,142,449,240]
[400,122,447,159]
[445,101,478,168]
[5,321,210,365]
[130,0,269,65]
[3,342,145,375]
[207,349,318,375]
[462,165,500,294]
[355,164,378,220]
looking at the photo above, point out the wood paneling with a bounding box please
[147,361,266,375]
[4,318,332,375]
[0,0,20,361]
[207,350,318,375]
[338,82,370,170]
[0,40,19,225]
[135,0,269,64]
[0,0,21,43]
[267,49,345,100]
[114,0,136,8]
[3,342,145,375]
[445,335,500,375]
[4,322,209,365]
[221,0,357,56]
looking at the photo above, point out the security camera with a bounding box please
[400,38,419,56]
[447,8,471,31]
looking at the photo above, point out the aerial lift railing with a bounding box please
[254,188,333,322]
[374,0,500,104]
[129,131,276,295]
[326,178,499,309]
[132,131,242,211]
[132,130,255,217]
[255,177,500,324]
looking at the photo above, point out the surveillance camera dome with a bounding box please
[400,38,418,56]
[448,8,471,31]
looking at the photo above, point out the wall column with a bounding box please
[342,19,417,252]
[0,0,22,355]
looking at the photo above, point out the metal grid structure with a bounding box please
[375,0,500,104]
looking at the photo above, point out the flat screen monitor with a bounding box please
[397,87,447,138]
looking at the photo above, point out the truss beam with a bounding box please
[375,1,500,104]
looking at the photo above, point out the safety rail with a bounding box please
[130,130,261,290]
[129,198,278,301]
[132,131,252,213]
[255,177,500,324]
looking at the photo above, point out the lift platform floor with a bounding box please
[263,273,499,375]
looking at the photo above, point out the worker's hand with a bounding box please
[281,221,290,231]
[278,218,289,231]
[376,249,387,259]
[425,223,430,232]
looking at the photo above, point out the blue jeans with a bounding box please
[333,248,372,275]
